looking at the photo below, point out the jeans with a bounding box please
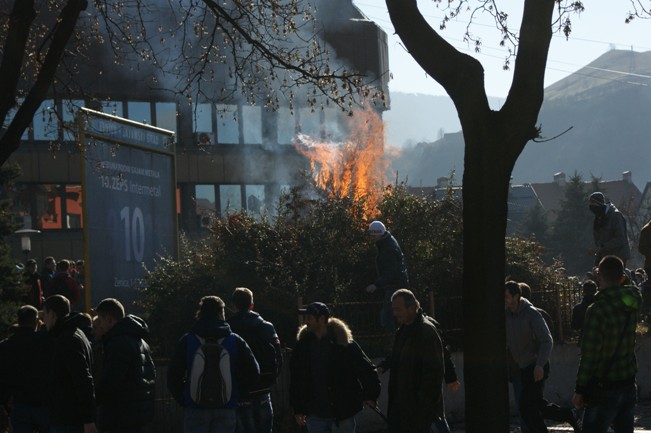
[306,415,356,433]
[582,384,636,433]
[235,394,273,433]
[510,373,530,433]
[10,404,48,433]
[519,363,575,433]
[184,407,236,433]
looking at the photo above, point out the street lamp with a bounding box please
[14,228,41,261]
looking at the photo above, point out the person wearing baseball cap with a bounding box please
[290,302,379,432]
[588,192,630,266]
[365,221,410,333]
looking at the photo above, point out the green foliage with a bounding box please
[0,164,26,335]
[521,202,550,246]
[376,184,463,299]
[141,181,566,352]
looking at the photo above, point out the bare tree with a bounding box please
[0,0,384,166]
[384,0,587,431]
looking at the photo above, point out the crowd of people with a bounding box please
[2,190,650,433]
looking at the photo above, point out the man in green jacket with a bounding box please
[573,255,642,433]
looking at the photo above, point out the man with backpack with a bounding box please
[168,296,260,433]
[227,288,282,433]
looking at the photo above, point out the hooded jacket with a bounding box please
[576,284,642,393]
[289,318,380,421]
[0,327,52,407]
[227,310,282,397]
[167,317,260,409]
[374,231,409,290]
[593,203,630,263]
[505,297,553,369]
[96,315,156,429]
[47,312,96,427]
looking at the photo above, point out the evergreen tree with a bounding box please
[0,163,25,334]
[550,173,594,275]
[521,201,550,247]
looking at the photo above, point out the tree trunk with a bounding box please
[385,0,556,430]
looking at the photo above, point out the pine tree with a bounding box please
[550,173,594,275]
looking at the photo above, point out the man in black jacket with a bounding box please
[43,294,97,433]
[365,221,410,333]
[290,302,380,433]
[94,298,156,433]
[228,287,282,433]
[168,296,259,433]
[0,305,51,433]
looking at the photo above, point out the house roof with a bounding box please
[530,173,642,214]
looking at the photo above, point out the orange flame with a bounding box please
[294,105,391,218]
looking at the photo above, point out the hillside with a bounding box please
[390,49,651,188]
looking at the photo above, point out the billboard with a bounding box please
[80,108,176,309]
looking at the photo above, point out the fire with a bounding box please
[294,105,391,217]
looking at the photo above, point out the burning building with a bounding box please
[4,0,389,264]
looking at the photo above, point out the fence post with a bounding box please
[555,283,564,343]
[429,291,435,317]
[297,296,303,324]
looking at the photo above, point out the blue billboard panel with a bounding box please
[82,109,176,308]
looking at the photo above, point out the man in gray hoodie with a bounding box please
[505,281,580,433]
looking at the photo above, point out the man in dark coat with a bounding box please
[227,287,282,433]
[290,302,380,433]
[167,296,259,433]
[23,259,43,309]
[365,220,410,332]
[94,298,156,433]
[384,289,443,433]
[0,305,51,433]
[43,294,97,433]
[588,192,630,266]
[571,280,598,345]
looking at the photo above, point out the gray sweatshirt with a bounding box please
[505,297,553,369]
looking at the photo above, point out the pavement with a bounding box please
[444,400,651,432]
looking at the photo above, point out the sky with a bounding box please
[353,1,651,99]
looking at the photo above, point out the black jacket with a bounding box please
[0,327,52,407]
[167,317,260,408]
[47,312,96,427]
[96,315,156,429]
[227,310,283,397]
[289,318,380,421]
[374,231,409,290]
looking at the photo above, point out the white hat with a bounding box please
[368,221,386,235]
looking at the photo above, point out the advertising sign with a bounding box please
[80,108,177,308]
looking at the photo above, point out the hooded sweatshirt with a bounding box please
[575,284,642,393]
[505,297,553,369]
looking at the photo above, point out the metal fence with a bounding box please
[146,287,584,433]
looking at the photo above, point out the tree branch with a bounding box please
[0,0,88,166]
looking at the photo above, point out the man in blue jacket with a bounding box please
[94,298,156,433]
[365,221,409,332]
[168,296,259,433]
